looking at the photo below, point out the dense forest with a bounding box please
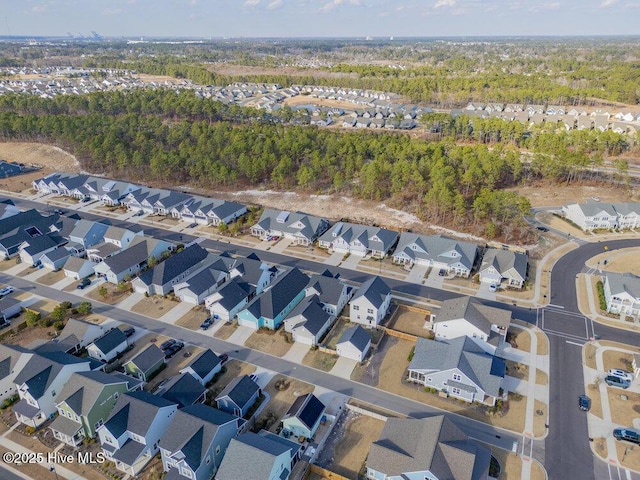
[0,89,633,241]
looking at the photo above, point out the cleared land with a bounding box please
[131,295,180,319]
[507,326,531,352]
[323,317,352,349]
[385,306,433,338]
[603,350,634,372]
[616,441,640,472]
[608,388,640,427]
[86,282,132,305]
[244,329,293,357]
[214,321,238,340]
[175,306,210,330]
[302,349,338,372]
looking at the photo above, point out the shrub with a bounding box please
[60,301,73,310]
[53,321,65,331]
[76,302,93,315]
[24,426,35,435]
[407,346,415,361]
[50,305,67,322]
[24,310,41,326]
[98,286,108,299]
[40,317,52,328]
[596,281,607,311]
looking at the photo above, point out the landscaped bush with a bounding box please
[24,310,41,326]
[407,346,415,361]
[53,321,65,331]
[596,281,608,311]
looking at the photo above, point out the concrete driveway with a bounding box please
[424,267,445,289]
[330,356,358,379]
[324,250,344,267]
[476,281,497,300]
[405,263,429,284]
[282,341,310,363]
[227,325,255,346]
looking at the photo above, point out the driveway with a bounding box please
[404,263,429,284]
[423,267,445,289]
[282,342,310,363]
[324,250,344,267]
[158,301,194,324]
[341,254,362,270]
[227,325,255,346]
[476,281,497,300]
[329,356,358,379]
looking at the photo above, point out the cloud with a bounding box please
[267,0,282,9]
[30,3,50,13]
[101,8,123,15]
[529,2,560,12]
[600,0,618,6]
[320,0,362,13]
[243,0,260,6]
[434,0,456,8]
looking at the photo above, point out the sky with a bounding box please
[4,0,640,38]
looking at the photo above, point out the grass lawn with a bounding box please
[86,282,132,305]
[322,317,351,349]
[253,374,314,433]
[587,383,603,419]
[536,331,549,355]
[533,400,548,437]
[131,295,179,319]
[505,360,529,381]
[302,349,338,372]
[214,321,238,340]
[536,369,548,386]
[244,329,292,357]
[608,388,640,427]
[603,350,634,373]
[207,359,256,398]
[324,414,386,479]
[616,441,640,472]
[507,327,531,352]
[385,306,433,338]
[175,306,209,330]
[584,344,598,370]
[594,437,608,458]
[36,269,65,286]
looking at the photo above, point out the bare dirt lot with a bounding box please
[175,306,209,330]
[608,388,640,427]
[587,247,640,276]
[205,64,358,80]
[0,142,79,172]
[244,329,293,357]
[616,441,640,472]
[603,350,634,372]
[86,282,132,305]
[131,295,180,319]
[254,374,314,433]
[385,306,433,339]
[36,269,65,286]
[507,182,638,209]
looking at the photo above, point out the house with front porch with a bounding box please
[87,328,129,363]
[97,391,178,476]
[349,275,391,328]
[393,233,478,277]
[49,371,141,447]
[251,209,329,246]
[215,375,261,418]
[603,272,640,319]
[479,249,528,289]
[48,318,108,354]
[13,351,93,427]
[281,393,325,440]
[178,349,222,386]
[562,202,619,231]
[174,254,234,304]
[407,336,506,406]
[317,222,399,258]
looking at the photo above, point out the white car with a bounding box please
[0,286,15,297]
[608,369,633,381]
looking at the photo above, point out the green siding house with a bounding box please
[49,371,142,447]
[123,344,165,382]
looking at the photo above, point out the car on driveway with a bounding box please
[0,286,15,297]
[613,428,640,445]
[438,269,446,276]
[578,395,591,411]
[164,342,184,359]
[488,283,498,292]
[608,369,633,381]
[605,374,630,389]
[53,209,65,215]
[160,339,176,350]
[76,278,91,290]
[219,353,229,363]
[200,318,214,330]
[536,226,549,232]
[123,327,135,337]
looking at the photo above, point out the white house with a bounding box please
[349,276,391,327]
[479,249,528,289]
[283,295,334,346]
[87,328,129,363]
[603,272,640,319]
[562,202,619,231]
[317,222,399,259]
[0,344,34,402]
[178,349,222,386]
[336,325,371,362]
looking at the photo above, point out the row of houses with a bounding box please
[562,201,640,231]
[465,102,640,121]
[1,324,326,480]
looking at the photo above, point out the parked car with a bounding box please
[608,369,633,381]
[123,327,135,337]
[160,339,176,350]
[604,375,630,389]
[0,286,15,297]
[488,284,498,292]
[578,395,591,411]
[249,374,258,382]
[271,236,280,241]
[53,209,65,215]
[76,278,91,290]
[164,342,184,359]
[536,226,549,232]
[200,318,214,330]
[613,428,640,445]
[438,269,446,276]
[135,210,144,216]
[219,353,229,363]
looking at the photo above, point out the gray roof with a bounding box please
[394,233,478,271]
[436,296,512,332]
[56,370,131,416]
[306,270,348,308]
[160,373,206,408]
[14,398,42,418]
[480,249,527,281]
[184,349,221,380]
[13,351,90,399]
[50,413,82,436]
[90,328,127,355]
[231,256,277,287]
[605,272,640,299]
[612,202,640,216]
[55,318,104,351]
[103,391,176,438]
[337,325,371,353]
[285,295,332,337]
[254,209,328,242]
[42,247,72,263]
[214,278,253,310]
[318,222,398,253]
[216,375,260,409]
[0,344,31,381]
[283,393,325,431]
[178,258,230,296]
[577,202,617,217]
[368,416,491,480]
[136,244,209,288]
[68,219,109,243]
[351,275,390,309]
[409,336,505,397]
[102,237,153,274]
[216,432,294,480]
[159,404,238,471]
[63,256,95,274]
[0,295,21,314]
[112,439,147,465]
[243,268,309,320]
[125,344,164,373]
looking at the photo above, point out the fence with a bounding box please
[306,464,352,480]
[487,241,528,255]
[345,403,389,422]
[378,326,417,342]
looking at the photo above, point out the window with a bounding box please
[353,305,359,311]
[206,455,211,465]
[114,392,119,400]
[452,388,461,395]
[215,445,221,455]
[452,374,461,381]
[427,377,432,383]
[367,308,373,314]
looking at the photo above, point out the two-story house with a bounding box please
[317,222,399,258]
[86,226,141,263]
[215,375,261,418]
[479,249,528,289]
[47,318,108,354]
[562,202,619,231]
[66,219,110,257]
[251,210,329,246]
[349,276,391,328]
[305,270,353,317]
[283,295,334,346]
[174,254,235,305]
[603,272,640,319]
[178,349,222,386]
[0,344,34,402]
[87,328,129,363]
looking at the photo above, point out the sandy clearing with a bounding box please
[506,182,639,208]
[0,142,79,172]
[206,64,358,79]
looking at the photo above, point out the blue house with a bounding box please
[237,268,309,330]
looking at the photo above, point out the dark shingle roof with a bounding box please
[125,344,164,373]
[283,393,325,431]
[13,351,90,399]
[351,275,390,308]
[337,325,371,353]
[216,375,260,409]
[160,373,206,408]
[214,279,253,310]
[184,349,221,380]
[216,432,294,480]
[244,268,309,320]
[137,244,209,287]
[91,328,127,355]
[306,271,346,307]
[103,391,176,438]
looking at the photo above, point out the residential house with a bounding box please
[283,295,334,346]
[336,325,371,362]
[49,371,141,447]
[0,296,27,325]
[93,236,174,284]
[132,244,211,296]
[317,222,399,258]
[479,249,528,289]
[237,268,309,330]
[366,416,491,480]
[562,202,619,231]
[174,254,235,305]
[86,226,141,263]
[281,393,325,440]
[97,391,178,476]
[603,272,640,319]
[349,276,391,327]
[178,349,222,386]
[87,328,129,363]
[215,375,261,418]
[123,345,165,382]
[67,219,110,253]
[0,200,20,220]
[49,318,108,354]
[18,232,67,266]
[251,209,329,246]
[206,199,247,226]
[0,160,23,178]
[0,344,33,402]
[205,279,254,322]
[153,191,191,216]
[216,431,301,480]
[613,203,640,230]
[13,351,92,427]
[62,256,96,280]
[160,373,207,408]
[39,247,73,271]
[407,336,506,406]
[393,233,478,277]
[160,404,241,480]
[305,270,353,316]
[430,296,512,354]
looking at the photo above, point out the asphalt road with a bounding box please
[0,465,28,480]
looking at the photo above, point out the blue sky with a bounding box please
[5,0,639,38]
